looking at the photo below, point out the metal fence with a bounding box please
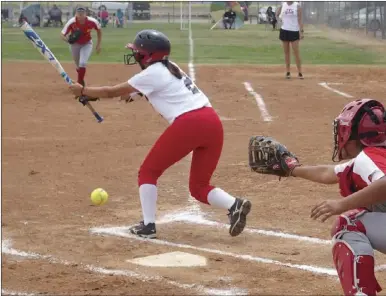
[2,1,385,38]
[301,1,386,39]
[0,1,213,27]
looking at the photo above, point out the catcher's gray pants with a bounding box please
[70,41,93,68]
[337,211,386,256]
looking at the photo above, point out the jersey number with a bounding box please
[183,76,199,94]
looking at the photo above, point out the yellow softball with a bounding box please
[90,188,108,206]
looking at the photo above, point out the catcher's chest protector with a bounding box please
[338,165,356,197]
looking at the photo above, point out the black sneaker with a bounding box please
[228,198,252,237]
[298,73,304,79]
[129,221,157,239]
[286,72,291,79]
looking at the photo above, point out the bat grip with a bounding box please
[76,86,103,123]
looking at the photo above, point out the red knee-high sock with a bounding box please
[77,67,86,84]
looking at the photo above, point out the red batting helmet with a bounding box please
[332,99,386,161]
[124,29,171,69]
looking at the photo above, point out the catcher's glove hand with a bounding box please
[248,136,301,178]
[78,95,100,106]
[68,29,82,44]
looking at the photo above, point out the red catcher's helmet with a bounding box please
[124,29,170,69]
[332,99,386,162]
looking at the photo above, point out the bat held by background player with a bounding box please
[19,20,103,123]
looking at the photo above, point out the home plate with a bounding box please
[127,251,207,267]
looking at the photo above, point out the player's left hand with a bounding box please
[310,199,345,222]
[96,44,101,54]
[69,82,84,96]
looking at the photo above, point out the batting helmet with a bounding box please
[332,99,386,161]
[124,29,171,69]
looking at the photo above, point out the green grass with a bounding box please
[2,23,384,65]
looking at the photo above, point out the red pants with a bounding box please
[138,107,223,204]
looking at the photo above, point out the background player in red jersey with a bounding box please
[249,98,386,295]
[61,6,102,86]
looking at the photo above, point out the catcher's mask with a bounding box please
[332,98,386,162]
[124,29,171,70]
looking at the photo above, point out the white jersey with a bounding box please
[280,2,300,32]
[128,62,211,123]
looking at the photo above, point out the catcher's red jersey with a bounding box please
[334,147,386,212]
[61,17,101,45]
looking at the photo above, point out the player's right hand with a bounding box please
[96,44,101,54]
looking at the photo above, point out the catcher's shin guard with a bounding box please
[333,241,381,295]
[331,210,382,295]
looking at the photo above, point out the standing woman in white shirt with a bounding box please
[69,29,252,239]
[276,1,304,79]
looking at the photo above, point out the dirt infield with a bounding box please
[2,62,386,295]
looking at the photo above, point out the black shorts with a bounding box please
[279,29,300,42]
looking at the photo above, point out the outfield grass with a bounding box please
[2,23,384,65]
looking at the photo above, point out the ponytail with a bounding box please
[162,60,183,79]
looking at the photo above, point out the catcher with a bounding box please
[61,6,102,86]
[249,98,386,295]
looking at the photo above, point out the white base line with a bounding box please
[375,264,386,272]
[318,82,354,98]
[90,226,338,277]
[2,239,246,296]
[157,211,331,245]
[188,17,195,82]
[1,290,35,296]
[243,82,272,122]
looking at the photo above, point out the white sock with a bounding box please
[207,188,236,210]
[139,184,157,225]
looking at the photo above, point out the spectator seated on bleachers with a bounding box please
[222,7,236,29]
[98,5,109,27]
[266,6,277,30]
[45,4,63,27]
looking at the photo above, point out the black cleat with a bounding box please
[228,198,252,237]
[129,221,157,239]
[286,72,291,79]
[298,73,304,79]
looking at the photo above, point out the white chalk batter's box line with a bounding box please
[318,82,354,98]
[158,209,331,245]
[2,239,247,296]
[243,82,273,122]
[90,225,339,277]
[90,224,386,277]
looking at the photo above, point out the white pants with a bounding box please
[70,41,93,68]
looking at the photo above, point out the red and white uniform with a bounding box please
[332,147,386,295]
[62,16,101,84]
[61,16,101,45]
[334,147,386,212]
[129,62,211,123]
[127,61,236,213]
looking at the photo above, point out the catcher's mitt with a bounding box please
[248,136,301,178]
[68,29,82,44]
